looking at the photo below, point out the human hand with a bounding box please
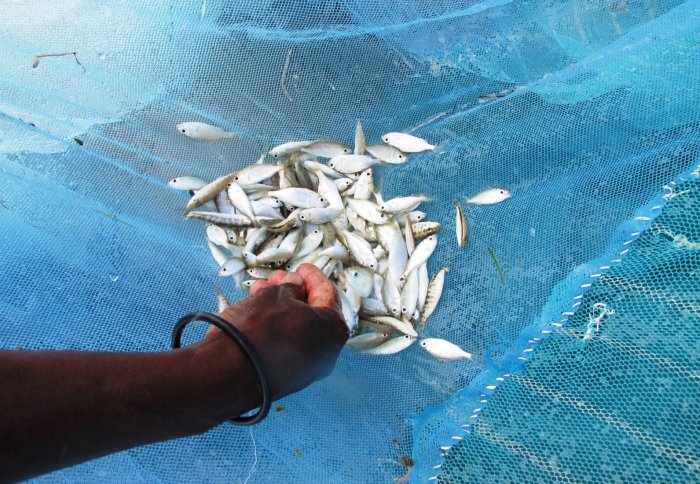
[210,263,348,401]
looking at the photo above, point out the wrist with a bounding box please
[177,331,264,426]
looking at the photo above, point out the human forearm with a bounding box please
[0,332,260,482]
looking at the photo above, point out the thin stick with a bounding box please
[487,246,505,285]
[32,51,86,73]
[280,49,293,102]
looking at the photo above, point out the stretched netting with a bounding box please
[0,0,698,482]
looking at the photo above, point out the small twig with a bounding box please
[487,246,506,285]
[280,49,293,102]
[32,52,86,73]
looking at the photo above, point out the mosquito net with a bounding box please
[0,0,698,482]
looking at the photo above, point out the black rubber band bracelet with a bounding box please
[171,312,272,426]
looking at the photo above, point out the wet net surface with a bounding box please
[0,1,699,482]
[437,173,700,483]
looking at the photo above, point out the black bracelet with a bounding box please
[171,312,272,425]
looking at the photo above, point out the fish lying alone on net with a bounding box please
[169,121,480,361]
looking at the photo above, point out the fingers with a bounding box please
[280,271,304,286]
[250,280,270,294]
[295,263,338,310]
[253,273,304,300]
[267,270,289,285]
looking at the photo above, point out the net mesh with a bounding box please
[436,172,700,483]
[0,0,698,482]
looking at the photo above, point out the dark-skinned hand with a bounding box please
[204,263,349,402]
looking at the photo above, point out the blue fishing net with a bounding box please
[1,0,698,482]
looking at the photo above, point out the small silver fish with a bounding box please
[339,230,378,271]
[411,221,441,239]
[187,211,253,227]
[346,199,389,225]
[302,140,351,158]
[233,165,282,186]
[345,332,389,350]
[227,181,256,223]
[214,287,230,312]
[334,178,354,193]
[419,338,473,361]
[246,267,273,279]
[186,173,237,210]
[454,200,468,247]
[343,266,374,298]
[298,208,343,224]
[328,155,380,174]
[268,140,315,158]
[208,240,229,267]
[354,119,366,155]
[176,122,239,141]
[352,169,374,201]
[420,268,448,326]
[268,188,328,209]
[219,257,245,277]
[417,262,429,312]
[294,228,324,259]
[206,224,231,247]
[305,161,343,179]
[168,176,207,191]
[379,195,430,215]
[402,235,437,281]
[361,334,416,355]
[365,144,407,164]
[382,132,434,153]
[465,188,512,205]
[360,297,389,316]
[400,269,419,317]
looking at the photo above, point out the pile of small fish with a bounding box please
[169,121,474,361]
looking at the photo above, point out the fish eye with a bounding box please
[180,129,186,133]
[172,179,177,183]
[286,264,292,270]
[320,197,326,203]
[421,341,426,346]
[401,307,407,313]
[273,154,279,158]
[399,154,404,159]
[300,215,306,220]
[234,176,239,181]
[344,148,350,153]
[500,190,504,194]
[222,268,228,272]
[329,163,334,168]
[384,137,389,142]
[313,229,319,234]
